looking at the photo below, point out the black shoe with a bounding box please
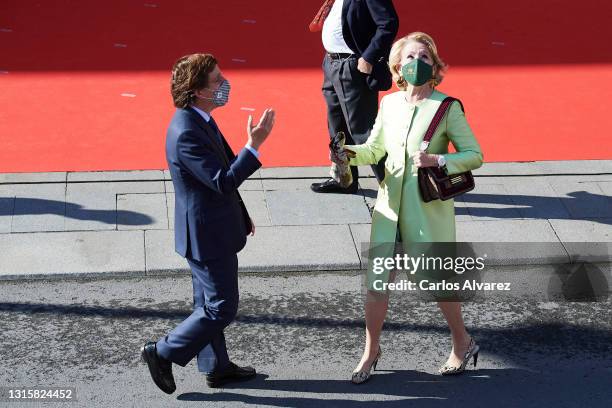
[141,341,176,394]
[205,362,256,388]
[311,178,358,194]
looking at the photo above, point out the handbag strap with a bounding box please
[420,97,464,151]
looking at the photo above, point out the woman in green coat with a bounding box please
[346,32,484,384]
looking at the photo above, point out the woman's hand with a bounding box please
[412,151,439,168]
[343,147,356,159]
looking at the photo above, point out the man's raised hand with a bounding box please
[247,108,275,150]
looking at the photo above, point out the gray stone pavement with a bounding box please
[0,160,611,280]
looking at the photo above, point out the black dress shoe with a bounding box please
[205,362,256,388]
[311,178,358,194]
[141,341,176,394]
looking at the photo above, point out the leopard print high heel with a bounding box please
[351,347,382,384]
[438,338,479,375]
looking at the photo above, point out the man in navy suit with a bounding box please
[141,53,275,393]
[311,0,398,193]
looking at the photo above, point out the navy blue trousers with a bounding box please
[156,254,239,373]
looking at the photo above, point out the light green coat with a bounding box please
[347,90,483,287]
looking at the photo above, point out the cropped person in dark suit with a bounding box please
[311,0,399,194]
[141,53,275,393]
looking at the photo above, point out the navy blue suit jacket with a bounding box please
[342,0,399,91]
[166,107,261,262]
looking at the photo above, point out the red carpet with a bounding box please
[1,0,611,172]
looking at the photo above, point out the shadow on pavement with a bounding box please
[360,189,612,225]
[0,197,155,226]
[1,301,611,363]
[177,367,610,407]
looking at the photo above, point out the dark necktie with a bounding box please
[309,0,335,32]
[207,116,224,146]
[207,116,232,166]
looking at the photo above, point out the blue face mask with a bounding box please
[199,79,231,106]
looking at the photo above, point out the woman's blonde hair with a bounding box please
[388,32,447,90]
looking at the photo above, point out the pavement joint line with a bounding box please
[347,224,364,269]
[9,195,15,232]
[0,175,377,185]
[63,178,68,230]
[114,193,118,230]
[0,271,150,282]
[261,188,273,225]
[0,223,369,233]
[163,176,170,230]
[143,231,148,274]
[256,176,377,180]
[1,173,611,186]
[0,179,167,186]
[0,268,367,283]
[475,173,612,178]
[116,192,164,195]
[547,219,571,262]
[1,228,155,235]
[567,217,612,221]
[2,258,610,282]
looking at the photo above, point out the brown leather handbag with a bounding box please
[417,97,475,202]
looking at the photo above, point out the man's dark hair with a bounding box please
[170,53,217,108]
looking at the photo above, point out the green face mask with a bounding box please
[401,58,433,86]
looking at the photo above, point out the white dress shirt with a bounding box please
[190,105,259,159]
[321,0,353,54]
